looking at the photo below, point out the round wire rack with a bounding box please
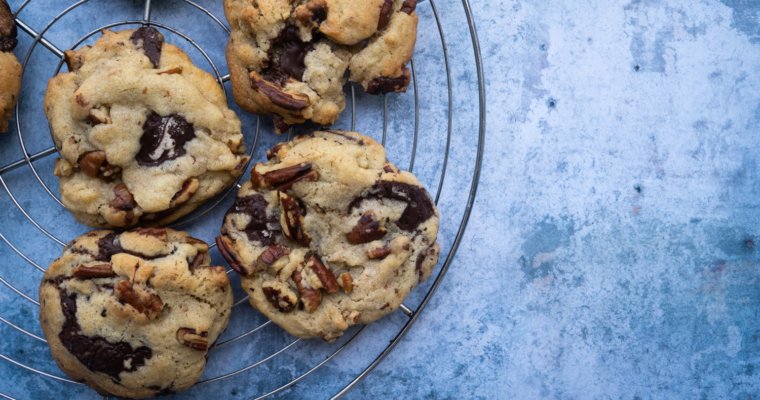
[0,0,485,398]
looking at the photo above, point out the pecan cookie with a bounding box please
[217,130,439,342]
[0,0,21,132]
[45,27,249,229]
[39,228,232,399]
[224,0,418,133]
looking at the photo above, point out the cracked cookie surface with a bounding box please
[223,0,418,133]
[39,228,232,399]
[0,0,21,133]
[217,130,439,342]
[45,27,249,229]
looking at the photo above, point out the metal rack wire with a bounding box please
[0,0,485,398]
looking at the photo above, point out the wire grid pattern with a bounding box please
[0,0,485,398]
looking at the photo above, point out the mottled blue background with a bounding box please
[0,0,758,399]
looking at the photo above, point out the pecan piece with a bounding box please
[347,211,387,244]
[109,184,136,226]
[273,117,291,135]
[114,280,163,317]
[292,269,321,312]
[383,164,399,173]
[258,245,290,267]
[267,143,286,160]
[366,244,391,259]
[141,178,199,222]
[186,237,209,253]
[252,162,313,189]
[279,192,311,246]
[176,328,208,351]
[63,46,89,72]
[72,264,116,279]
[262,281,298,313]
[296,1,328,25]
[88,106,110,125]
[306,254,339,293]
[79,151,107,177]
[156,65,182,75]
[339,273,353,294]
[251,75,309,110]
[54,158,74,177]
[273,170,319,192]
[215,236,248,276]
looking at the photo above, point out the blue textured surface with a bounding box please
[0,0,758,399]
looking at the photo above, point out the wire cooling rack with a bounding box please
[0,0,485,398]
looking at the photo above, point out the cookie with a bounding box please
[45,27,249,229]
[0,0,21,133]
[224,0,418,133]
[217,130,439,342]
[39,228,233,399]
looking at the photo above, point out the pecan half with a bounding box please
[279,192,311,246]
[292,269,321,312]
[72,264,116,279]
[273,170,318,192]
[114,280,163,317]
[339,272,353,294]
[109,184,136,226]
[176,328,208,351]
[347,210,387,244]
[252,162,314,189]
[383,164,399,173]
[262,281,298,313]
[215,236,247,276]
[258,245,290,267]
[251,75,309,110]
[188,251,208,271]
[306,254,339,292]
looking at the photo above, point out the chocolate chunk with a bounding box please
[149,386,176,397]
[415,247,428,281]
[262,285,297,313]
[129,26,163,68]
[57,290,152,380]
[401,0,417,14]
[225,195,280,245]
[95,232,163,261]
[377,0,395,30]
[367,73,409,95]
[348,181,435,232]
[308,1,328,24]
[0,0,17,53]
[262,26,316,84]
[136,113,196,167]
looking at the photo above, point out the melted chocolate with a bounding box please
[95,232,164,261]
[348,181,435,232]
[226,195,280,245]
[136,113,196,167]
[367,75,408,95]
[262,26,316,84]
[58,290,152,380]
[129,27,163,68]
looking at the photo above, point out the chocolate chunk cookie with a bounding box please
[0,0,21,132]
[217,130,439,342]
[224,0,418,133]
[39,228,232,399]
[45,27,249,229]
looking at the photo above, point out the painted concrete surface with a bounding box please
[0,0,758,399]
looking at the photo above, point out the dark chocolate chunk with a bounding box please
[377,0,395,30]
[225,195,280,245]
[95,232,163,261]
[348,181,435,232]
[0,0,17,52]
[136,113,196,167]
[57,290,152,380]
[366,74,409,95]
[401,0,417,14]
[129,26,163,68]
[309,1,328,24]
[262,26,316,84]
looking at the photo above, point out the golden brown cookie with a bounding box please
[45,27,249,229]
[224,0,418,133]
[217,130,439,342]
[0,0,21,133]
[39,228,232,399]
